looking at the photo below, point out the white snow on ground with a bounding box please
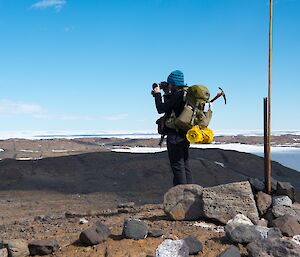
[111,147,166,153]
[112,143,300,172]
[193,221,224,233]
[214,161,225,168]
[52,150,72,153]
[16,157,43,161]
[19,150,39,153]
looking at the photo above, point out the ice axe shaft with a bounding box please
[210,87,226,104]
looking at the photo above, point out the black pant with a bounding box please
[167,135,192,186]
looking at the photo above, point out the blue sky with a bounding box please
[0,0,299,133]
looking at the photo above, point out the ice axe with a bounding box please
[210,87,226,104]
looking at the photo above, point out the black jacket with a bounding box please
[154,89,186,137]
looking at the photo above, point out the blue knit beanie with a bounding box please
[167,70,185,86]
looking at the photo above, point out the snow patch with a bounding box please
[19,149,39,153]
[193,221,224,233]
[214,161,225,168]
[16,157,43,161]
[112,147,166,153]
[52,150,71,153]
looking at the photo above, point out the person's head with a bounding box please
[167,70,185,89]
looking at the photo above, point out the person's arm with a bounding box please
[153,92,178,114]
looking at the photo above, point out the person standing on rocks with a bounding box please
[152,70,192,186]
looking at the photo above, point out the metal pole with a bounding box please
[267,0,273,194]
[263,97,269,192]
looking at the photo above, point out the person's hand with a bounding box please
[154,85,161,93]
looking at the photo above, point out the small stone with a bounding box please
[272,195,293,207]
[277,181,295,203]
[0,239,29,257]
[292,235,300,246]
[156,239,189,257]
[28,240,59,256]
[272,205,297,218]
[255,191,272,216]
[272,215,300,237]
[248,178,264,192]
[79,218,89,224]
[225,224,281,244]
[117,202,135,208]
[247,237,300,257]
[79,222,111,246]
[225,224,262,244]
[122,219,148,240]
[148,229,164,238]
[0,248,8,257]
[256,218,268,227]
[183,236,202,255]
[216,246,241,257]
[227,214,253,226]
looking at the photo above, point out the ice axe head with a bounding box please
[210,87,227,104]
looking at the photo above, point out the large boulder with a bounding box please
[28,240,59,256]
[156,239,189,257]
[201,181,259,224]
[122,218,148,240]
[277,181,295,203]
[247,237,300,257]
[79,221,111,246]
[163,184,203,221]
[255,191,272,216]
[271,215,300,237]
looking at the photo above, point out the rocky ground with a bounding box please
[0,136,300,256]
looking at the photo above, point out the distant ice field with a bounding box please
[0,130,300,139]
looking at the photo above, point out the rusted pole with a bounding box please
[264,97,270,192]
[266,0,273,194]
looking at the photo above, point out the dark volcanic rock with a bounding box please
[255,191,272,216]
[163,184,203,221]
[271,214,300,237]
[225,224,263,244]
[183,236,202,255]
[202,181,259,224]
[122,218,148,240]
[277,181,295,203]
[249,178,264,192]
[28,239,59,256]
[79,222,111,246]
[148,229,164,238]
[217,246,241,257]
[225,224,281,244]
[247,237,300,257]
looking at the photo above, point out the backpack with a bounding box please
[165,84,212,132]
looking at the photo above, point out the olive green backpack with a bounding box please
[165,84,212,132]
